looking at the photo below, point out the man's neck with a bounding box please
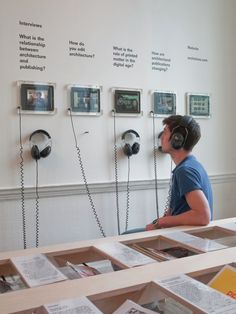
[170,149,191,166]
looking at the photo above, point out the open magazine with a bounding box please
[131,243,196,261]
[58,260,115,280]
[0,274,27,293]
[112,299,157,314]
[207,264,236,299]
[65,261,100,278]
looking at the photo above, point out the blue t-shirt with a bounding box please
[170,155,213,219]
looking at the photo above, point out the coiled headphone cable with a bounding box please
[69,109,106,237]
[151,111,160,219]
[18,107,27,249]
[164,159,173,216]
[35,159,40,247]
[112,110,121,235]
[125,157,130,232]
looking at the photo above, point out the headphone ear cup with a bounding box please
[123,143,133,157]
[40,145,51,158]
[171,133,185,150]
[132,142,140,155]
[31,145,40,160]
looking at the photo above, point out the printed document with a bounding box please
[164,231,227,252]
[154,274,236,313]
[10,254,67,287]
[95,242,156,267]
[42,296,102,314]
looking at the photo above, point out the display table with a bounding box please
[0,217,236,313]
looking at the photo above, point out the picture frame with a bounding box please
[187,93,211,118]
[70,85,101,116]
[153,91,176,117]
[114,89,141,114]
[19,83,55,114]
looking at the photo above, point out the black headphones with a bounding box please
[157,131,163,151]
[121,129,140,157]
[170,115,193,150]
[29,129,52,160]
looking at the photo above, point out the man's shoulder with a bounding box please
[175,155,197,171]
[175,156,204,178]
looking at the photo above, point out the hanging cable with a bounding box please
[68,109,106,237]
[18,107,27,249]
[151,111,159,219]
[35,159,39,247]
[125,157,130,232]
[112,110,121,235]
[164,158,174,216]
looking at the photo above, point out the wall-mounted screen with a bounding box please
[114,90,141,114]
[187,93,210,118]
[20,83,55,114]
[70,86,101,115]
[153,91,176,116]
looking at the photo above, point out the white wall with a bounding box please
[0,0,236,251]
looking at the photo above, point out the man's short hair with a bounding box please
[163,115,201,151]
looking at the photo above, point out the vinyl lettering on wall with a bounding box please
[187,45,208,62]
[113,46,138,69]
[18,20,47,72]
[152,51,171,72]
[68,40,95,59]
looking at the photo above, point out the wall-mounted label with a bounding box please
[18,20,47,72]
[113,46,138,69]
[152,51,171,72]
[68,40,95,59]
[187,45,208,63]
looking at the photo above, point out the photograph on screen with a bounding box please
[70,86,100,114]
[114,90,140,114]
[20,83,54,113]
[153,91,176,116]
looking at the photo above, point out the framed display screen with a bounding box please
[153,91,176,116]
[187,93,210,118]
[20,83,55,114]
[70,86,100,114]
[114,90,141,114]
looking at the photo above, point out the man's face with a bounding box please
[161,125,172,153]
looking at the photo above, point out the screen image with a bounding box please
[114,90,140,114]
[188,94,210,117]
[20,84,54,112]
[70,87,100,113]
[153,92,176,115]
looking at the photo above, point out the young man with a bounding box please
[146,115,213,231]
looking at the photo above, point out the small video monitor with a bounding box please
[153,91,176,116]
[70,86,101,114]
[114,90,141,114]
[187,93,210,118]
[20,83,55,113]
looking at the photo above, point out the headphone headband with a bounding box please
[179,115,193,129]
[121,129,140,157]
[29,129,52,160]
[29,129,51,141]
[121,129,140,140]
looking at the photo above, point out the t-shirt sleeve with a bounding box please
[176,167,202,197]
